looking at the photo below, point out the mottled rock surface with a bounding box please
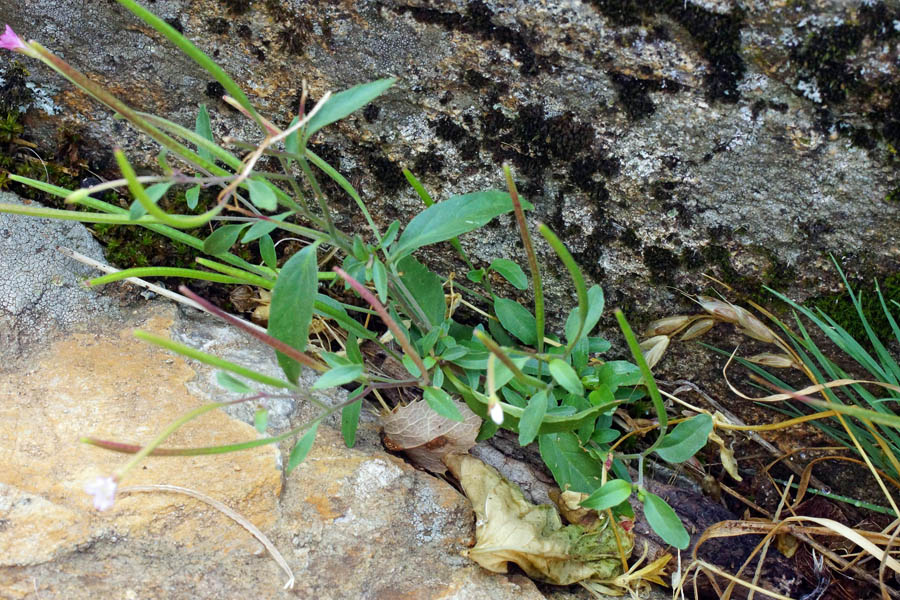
[0,299,554,599]
[0,192,119,354]
[3,0,899,326]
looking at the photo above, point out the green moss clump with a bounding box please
[806,272,900,346]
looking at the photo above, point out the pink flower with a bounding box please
[0,25,26,52]
[85,476,117,511]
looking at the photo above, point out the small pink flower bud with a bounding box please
[85,476,118,511]
[488,401,504,425]
[0,25,26,52]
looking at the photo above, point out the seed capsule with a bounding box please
[644,315,691,337]
[697,296,739,322]
[680,318,715,341]
[747,353,796,368]
[639,335,669,369]
[732,306,776,343]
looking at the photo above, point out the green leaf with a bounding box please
[489,259,527,290]
[565,285,604,345]
[259,234,277,269]
[195,104,214,162]
[398,256,445,328]
[313,364,363,389]
[549,359,583,396]
[304,78,396,140]
[242,212,289,243]
[185,184,201,210]
[268,243,319,383]
[342,398,363,448]
[518,390,548,446]
[129,182,173,219]
[345,335,363,365]
[372,258,388,303]
[540,224,589,349]
[597,360,643,389]
[424,386,464,422]
[641,491,690,549]
[477,419,499,441]
[393,190,531,259]
[538,432,604,493]
[216,371,253,394]
[254,408,268,433]
[246,178,278,211]
[284,116,300,155]
[581,479,633,511]
[494,298,537,345]
[467,268,485,283]
[203,223,249,255]
[380,220,401,249]
[654,414,714,463]
[287,421,320,473]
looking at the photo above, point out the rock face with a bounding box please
[0,192,120,354]
[0,294,549,600]
[0,199,548,599]
[4,0,899,322]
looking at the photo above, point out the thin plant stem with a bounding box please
[504,165,544,371]
[334,267,430,386]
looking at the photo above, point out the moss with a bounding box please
[220,0,252,16]
[607,71,681,121]
[207,18,230,34]
[589,0,745,102]
[643,245,679,284]
[886,187,900,203]
[395,1,548,76]
[806,272,900,346]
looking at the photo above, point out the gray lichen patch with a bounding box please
[0,192,118,357]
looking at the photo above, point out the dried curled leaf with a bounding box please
[381,399,480,473]
[445,453,633,586]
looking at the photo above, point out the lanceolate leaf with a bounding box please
[494,298,537,345]
[581,479,633,511]
[268,243,319,383]
[490,259,527,290]
[287,421,320,473]
[654,414,713,464]
[313,364,363,389]
[549,359,584,396]
[203,223,249,255]
[246,178,278,211]
[641,491,690,549]
[398,255,445,328]
[195,103,214,162]
[341,396,363,448]
[424,386,464,422]
[304,78,397,140]
[538,432,604,493]
[393,190,531,259]
[565,285,604,345]
[518,390,549,446]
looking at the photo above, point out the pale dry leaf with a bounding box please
[444,454,633,586]
[381,398,480,473]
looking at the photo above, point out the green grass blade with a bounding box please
[134,330,297,390]
[88,267,247,287]
[115,0,265,130]
[538,223,588,354]
[194,258,275,289]
[615,309,667,451]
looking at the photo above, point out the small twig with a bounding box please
[119,484,294,590]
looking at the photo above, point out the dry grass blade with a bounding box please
[119,484,295,590]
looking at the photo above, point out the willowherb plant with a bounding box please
[0,2,721,552]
